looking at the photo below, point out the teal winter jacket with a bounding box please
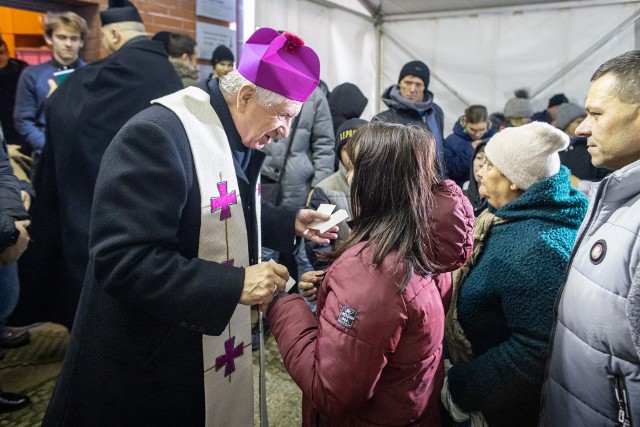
[448,166,588,427]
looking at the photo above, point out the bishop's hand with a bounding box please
[241,262,289,307]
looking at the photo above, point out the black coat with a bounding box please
[20,36,183,329]
[43,87,298,425]
[559,137,610,182]
[0,144,29,250]
[0,58,28,147]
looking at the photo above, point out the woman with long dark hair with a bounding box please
[266,122,474,426]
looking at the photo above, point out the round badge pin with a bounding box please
[590,239,606,265]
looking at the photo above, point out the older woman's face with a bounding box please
[477,159,520,209]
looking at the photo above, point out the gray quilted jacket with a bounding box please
[540,158,640,426]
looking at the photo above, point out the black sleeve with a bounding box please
[0,144,28,221]
[0,145,28,251]
[89,115,244,335]
[261,200,298,254]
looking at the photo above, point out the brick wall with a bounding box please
[75,0,224,62]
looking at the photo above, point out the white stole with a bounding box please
[153,86,261,426]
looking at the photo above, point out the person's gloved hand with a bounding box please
[440,375,471,423]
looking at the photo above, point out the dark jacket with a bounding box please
[447,166,588,427]
[328,83,368,135]
[373,85,445,174]
[0,144,29,250]
[268,181,474,427]
[531,109,552,124]
[444,118,497,186]
[20,36,183,329]
[559,136,610,181]
[0,57,28,147]
[43,82,299,426]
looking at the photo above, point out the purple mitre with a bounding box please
[238,27,320,102]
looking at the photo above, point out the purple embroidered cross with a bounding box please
[210,181,237,221]
[215,337,244,377]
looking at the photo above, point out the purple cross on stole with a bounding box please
[215,337,244,377]
[210,181,237,221]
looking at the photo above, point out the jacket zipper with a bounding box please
[609,374,632,426]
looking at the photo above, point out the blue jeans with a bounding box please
[0,263,20,330]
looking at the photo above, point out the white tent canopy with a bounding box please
[252,0,640,133]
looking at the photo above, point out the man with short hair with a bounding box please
[540,49,640,426]
[22,0,183,330]
[42,27,334,426]
[13,11,87,157]
[373,60,445,173]
[166,32,199,87]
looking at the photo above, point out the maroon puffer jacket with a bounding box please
[267,180,473,426]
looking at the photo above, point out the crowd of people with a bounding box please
[0,1,639,426]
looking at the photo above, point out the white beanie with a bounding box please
[484,121,569,190]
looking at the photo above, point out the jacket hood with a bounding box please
[381,84,434,112]
[328,83,368,124]
[429,180,474,273]
[169,57,200,80]
[492,165,588,228]
[451,118,469,140]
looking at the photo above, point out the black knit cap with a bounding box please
[548,93,568,108]
[100,0,143,26]
[398,60,430,88]
[210,45,234,67]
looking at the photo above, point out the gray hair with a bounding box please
[219,70,290,106]
[105,21,146,34]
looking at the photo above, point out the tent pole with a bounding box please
[376,17,384,114]
[383,0,640,22]
[530,7,640,98]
